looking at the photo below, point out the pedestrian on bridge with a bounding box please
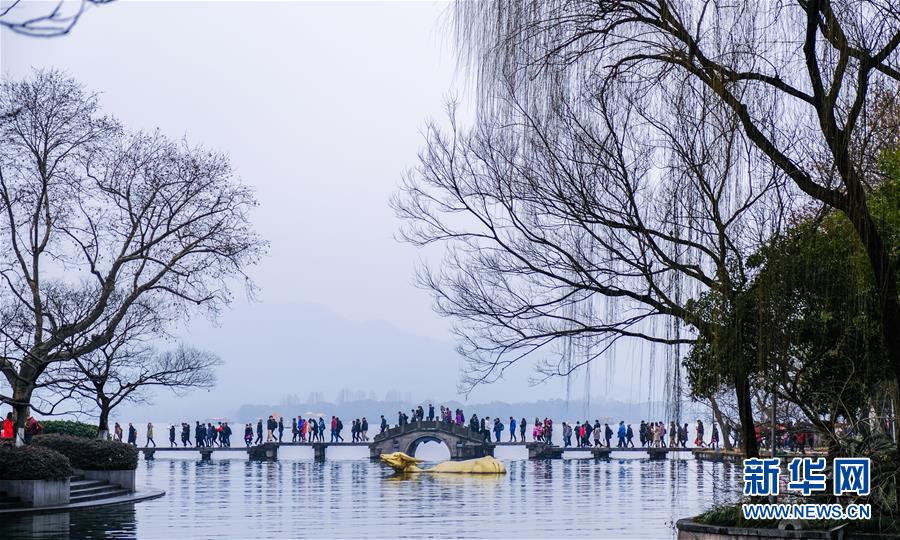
[361,417,369,441]
[169,424,176,447]
[255,419,263,445]
[710,424,719,449]
[603,423,612,448]
[127,423,137,446]
[509,417,517,442]
[520,418,526,442]
[493,418,503,442]
[594,422,602,447]
[223,423,232,447]
[694,419,705,448]
[278,417,284,442]
[427,404,434,422]
[626,424,635,447]
[562,422,572,447]
[291,418,298,442]
[617,421,626,448]
[244,424,253,446]
[181,423,191,446]
[380,415,387,435]
[147,422,156,447]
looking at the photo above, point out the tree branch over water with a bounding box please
[0,0,111,37]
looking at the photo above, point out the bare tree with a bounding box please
[0,71,264,444]
[0,0,111,37]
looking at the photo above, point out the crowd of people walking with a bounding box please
[108,407,739,452]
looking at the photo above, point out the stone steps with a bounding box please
[71,484,122,497]
[70,480,106,490]
[70,485,130,503]
[68,475,130,504]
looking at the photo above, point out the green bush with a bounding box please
[0,445,72,480]
[33,434,138,471]
[41,420,98,438]
[695,504,779,529]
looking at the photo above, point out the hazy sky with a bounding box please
[1,1,657,415]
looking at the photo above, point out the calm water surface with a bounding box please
[1,446,739,539]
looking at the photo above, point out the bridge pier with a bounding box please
[450,443,491,460]
[590,448,611,460]
[526,442,563,459]
[647,448,668,460]
[312,443,327,462]
[199,449,213,461]
[143,449,155,460]
[247,443,278,461]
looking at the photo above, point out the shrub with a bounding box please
[0,445,72,480]
[41,420,98,438]
[33,434,138,471]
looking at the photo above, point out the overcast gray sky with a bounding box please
[1,1,658,415]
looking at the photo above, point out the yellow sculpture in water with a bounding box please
[379,452,506,474]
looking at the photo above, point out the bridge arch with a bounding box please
[406,435,452,459]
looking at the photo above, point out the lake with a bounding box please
[1,445,740,539]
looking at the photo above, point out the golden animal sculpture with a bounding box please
[379,452,506,474]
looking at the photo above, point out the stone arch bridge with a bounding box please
[369,420,491,460]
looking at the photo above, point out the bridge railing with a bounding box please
[373,419,485,443]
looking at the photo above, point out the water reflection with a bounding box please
[0,456,739,539]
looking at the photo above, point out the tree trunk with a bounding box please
[12,401,28,447]
[734,371,758,458]
[709,395,733,451]
[843,187,900,513]
[11,382,33,447]
[96,403,111,440]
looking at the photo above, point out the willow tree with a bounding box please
[452,0,900,420]
[395,64,788,456]
[0,71,264,443]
